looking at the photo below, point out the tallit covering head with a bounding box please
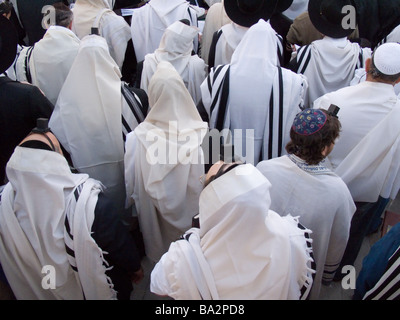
[49,35,126,211]
[127,61,207,262]
[198,164,314,299]
[141,20,206,103]
[0,146,116,299]
[130,0,205,62]
[151,164,315,299]
[72,0,114,38]
[28,26,80,105]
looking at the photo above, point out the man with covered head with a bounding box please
[72,0,133,81]
[137,19,207,104]
[314,42,400,279]
[150,162,315,300]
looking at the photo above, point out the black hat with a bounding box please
[0,15,18,74]
[275,0,293,13]
[224,0,279,28]
[308,0,356,38]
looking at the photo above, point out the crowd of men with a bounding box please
[0,0,400,300]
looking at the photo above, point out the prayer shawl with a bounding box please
[200,0,231,65]
[140,20,207,104]
[314,81,400,202]
[0,146,116,300]
[200,19,307,165]
[72,0,131,68]
[150,164,315,300]
[282,0,308,20]
[257,155,355,299]
[292,37,371,107]
[364,245,400,300]
[211,20,284,67]
[49,35,146,216]
[124,61,207,263]
[14,26,80,105]
[130,0,205,62]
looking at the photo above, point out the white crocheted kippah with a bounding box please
[373,42,400,76]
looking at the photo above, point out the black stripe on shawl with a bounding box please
[268,86,274,160]
[295,45,309,72]
[25,46,35,84]
[277,67,284,157]
[299,47,312,74]
[364,247,400,300]
[121,84,145,126]
[215,67,230,131]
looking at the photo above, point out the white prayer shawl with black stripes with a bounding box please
[200,19,307,165]
[50,35,146,215]
[293,36,371,107]
[211,20,284,68]
[364,245,400,300]
[130,0,205,62]
[13,26,80,105]
[72,0,131,68]
[0,147,116,300]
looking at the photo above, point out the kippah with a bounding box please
[373,43,400,76]
[292,109,327,136]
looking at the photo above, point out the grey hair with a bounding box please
[54,3,73,28]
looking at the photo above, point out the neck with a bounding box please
[366,74,397,86]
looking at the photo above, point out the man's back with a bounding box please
[314,81,398,170]
[257,155,355,299]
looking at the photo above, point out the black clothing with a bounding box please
[14,0,62,45]
[354,0,400,49]
[92,193,142,300]
[0,76,54,184]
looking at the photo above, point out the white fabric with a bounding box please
[283,0,309,20]
[214,22,248,66]
[214,19,283,67]
[314,81,400,202]
[299,37,371,107]
[257,155,355,299]
[201,19,307,165]
[72,0,131,68]
[140,20,207,104]
[25,26,80,105]
[373,43,400,75]
[0,147,116,300]
[125,61,207,263]
[49,35,126,214]
[130,0,205,62]
[150,164,315,300]
[200,0,231,64]
[351,68,400,96]
[381,24,400,44]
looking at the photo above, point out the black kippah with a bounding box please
[19,140,53,152]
